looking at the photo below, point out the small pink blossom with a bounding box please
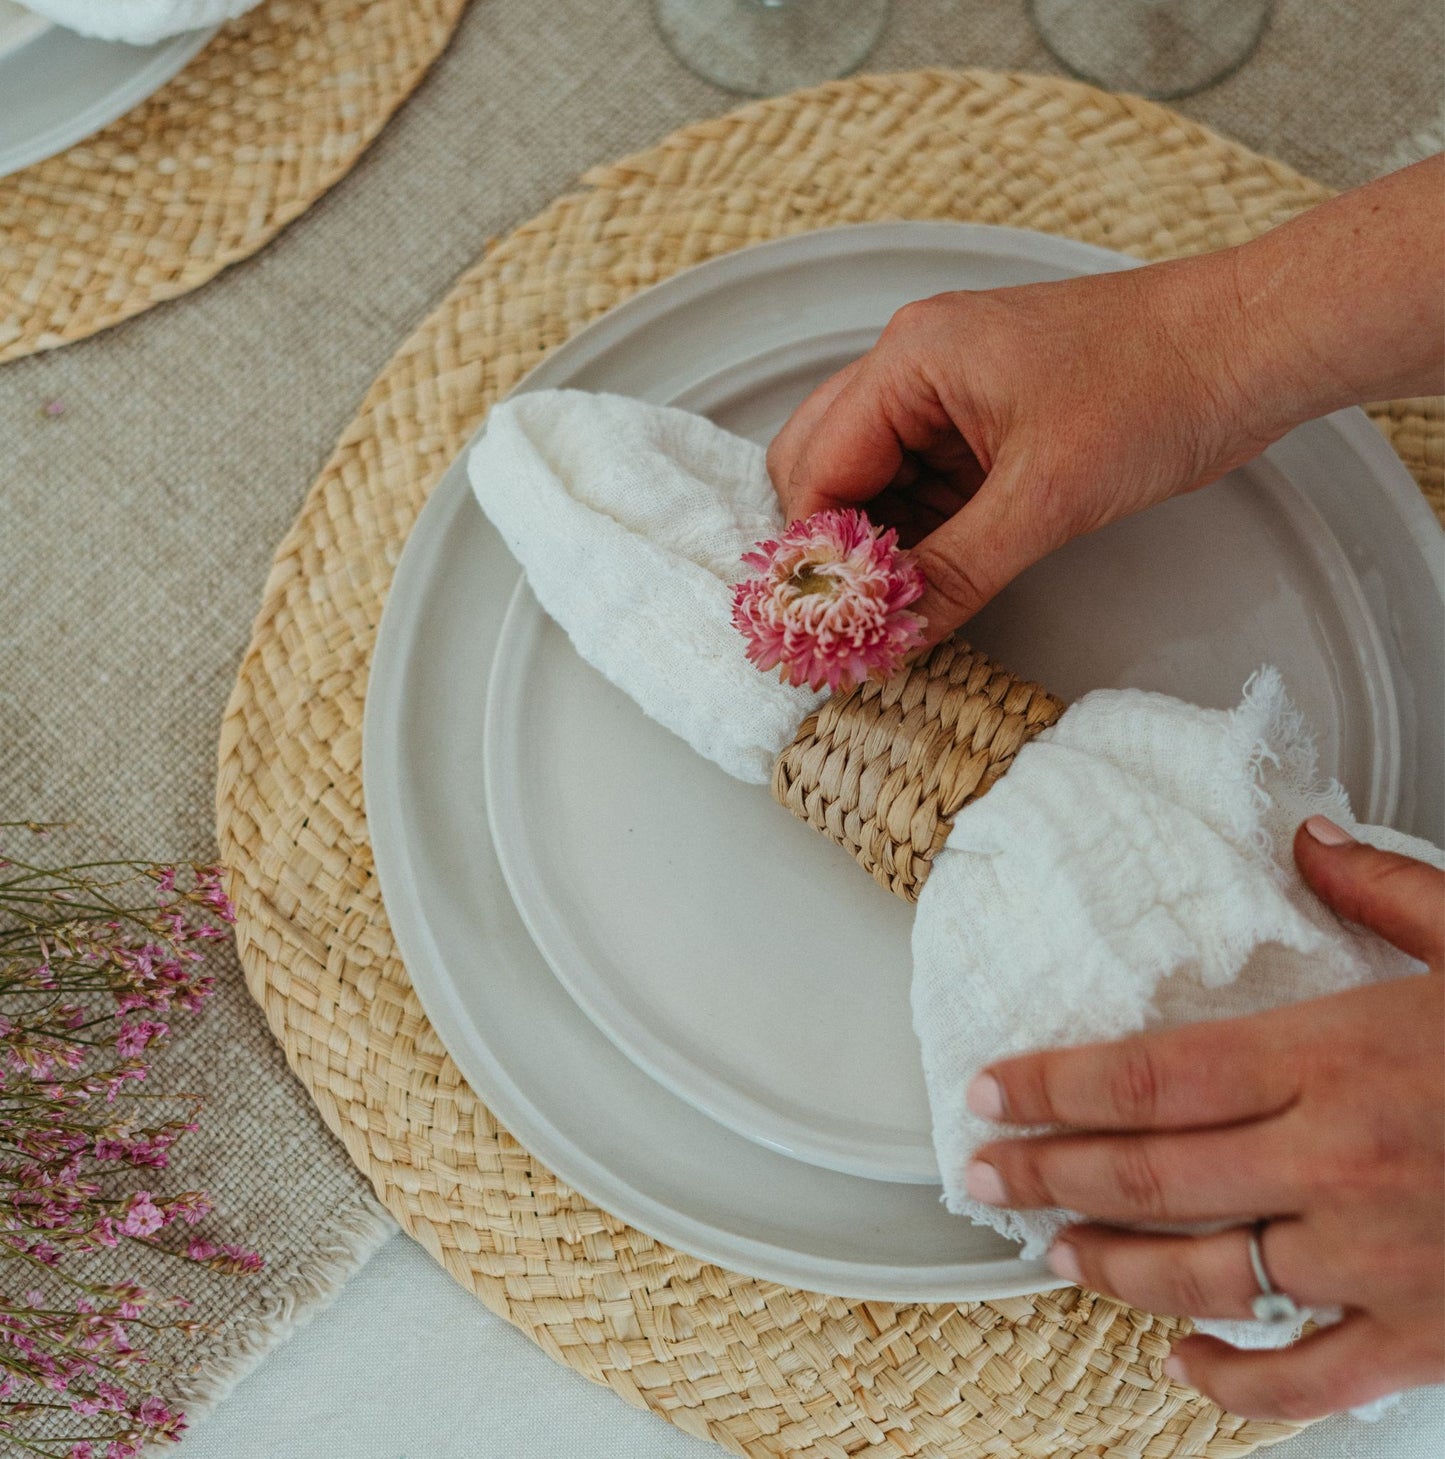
[114,1021,168,1058]
[118,1192,163,1238]
[167,1191,213,1225]
[731,509,927,693]
[94,1382,128,1412]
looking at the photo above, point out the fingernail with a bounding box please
[1303,815,1354,847]
[964,1160,1007,1206]
[965,1072,1006,1121]
[1045,1240,1082,1285]
[1163,1353,1189,1384]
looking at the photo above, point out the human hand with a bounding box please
[766,257,1280,646]
[961,815,1445,1419]
[766,158,1445,647]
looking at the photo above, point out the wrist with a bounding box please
[1194,159,1445,432]
[1218,231,1366,434]
[1140,249,1309,470]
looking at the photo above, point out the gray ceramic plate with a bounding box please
[365,222,1444,1301]
[0,12,215,178]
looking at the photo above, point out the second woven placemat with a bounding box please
[0,0,468,362]
[218,69,1441,1458]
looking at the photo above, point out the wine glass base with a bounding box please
[1030,0,1274,101]
[656,0,891,97]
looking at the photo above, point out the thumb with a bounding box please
[1294,816,1444,965]
[908,459,1056,646]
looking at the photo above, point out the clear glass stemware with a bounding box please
[1030,0,1276,99]
[655,0,892,96]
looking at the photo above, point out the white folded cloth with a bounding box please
[915,674,1441,1246]
[470,389,1442,1359]
[17,0,255,44]
[473,390,825,783]
[0,1,50,55]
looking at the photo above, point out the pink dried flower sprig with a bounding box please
[731,508,928,694]
[0,825,259,1456]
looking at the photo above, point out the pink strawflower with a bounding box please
[731,509,928,693]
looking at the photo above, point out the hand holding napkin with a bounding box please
[471,389,1443,1352]
[18,0,257,44]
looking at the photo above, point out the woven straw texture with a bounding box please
[0,0,468,363]
[217,70,1442,1458]
[774,642,1065,902]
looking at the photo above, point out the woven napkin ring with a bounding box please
[771,638,1066,902]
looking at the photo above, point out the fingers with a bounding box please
[1294,818,1444,965]
[1048,1219,1325,1321]
[1168,1317,1414,1421]
[767,356,928,523]
[967,1016,1301,1132]
[766,360,865,521]
[905,464,1047,643]
[968,1123,1303,1224]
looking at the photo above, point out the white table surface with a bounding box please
[182,1232,1442,1457]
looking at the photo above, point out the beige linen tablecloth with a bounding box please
[0,0,1440,1431]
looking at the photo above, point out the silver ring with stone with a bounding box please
[1248,1218,1306,1326]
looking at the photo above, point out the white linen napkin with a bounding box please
[470,389,1443,1355]
[915,675,1442,1245]
[473,390,824,784]
[17,0,255,44]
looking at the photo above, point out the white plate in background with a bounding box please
[0,15,215,178]
[366,222,1443,1298]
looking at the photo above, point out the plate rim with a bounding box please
[0,23,217,179]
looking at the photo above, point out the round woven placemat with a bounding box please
[218,70,1442,1458]
[0,0,468,362]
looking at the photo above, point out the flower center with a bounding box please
[789,565,836,597]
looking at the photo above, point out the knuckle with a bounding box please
[1332,850,1436,928]
[1004,1057,1059,1125]
[1312,1113,1412,1198]
[1263,1377,1328,1423]
[1107,1142,1170,1219]
[885,296,943,338]
[995,1145,1050,1207]
[1105,1040,1164,1126]
[1162,1256,1216,1320]
[914,544,989,624]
